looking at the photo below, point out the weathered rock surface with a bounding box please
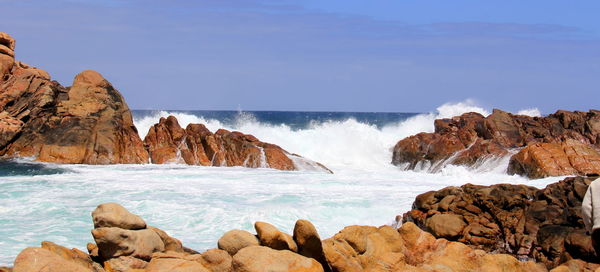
[403,176,598,269]
[103,256,148,272]
[232,246,324,272]
[509,139,600,179]
[322,222,545,272]
[13,245,102,272]
[143,115,332,172]
[392,109,600,178]
[92,227,165,261]
[0,32,148,164]
[293,220,330,272]
[92,203,147,230]
[254,221,298,252]
[217,230,260,256]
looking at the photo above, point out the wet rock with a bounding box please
[217,229,260,256]
[144,115,332,172]
[403,176,599,269]
[92,203,146,230]
[392,108,600,178]
[232,246,323,272]
[254,221,298,252]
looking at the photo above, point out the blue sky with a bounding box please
[1,0,599,113]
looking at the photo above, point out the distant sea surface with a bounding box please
[0,104,559,265]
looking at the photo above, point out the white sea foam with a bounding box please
[0,100,557,265]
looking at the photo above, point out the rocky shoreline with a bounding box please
[3,176,600,272]
[3,31,600,271]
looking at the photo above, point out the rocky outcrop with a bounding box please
[403,176,598,269]
[392,109,600,178]
[508,139,600,179]
[143,115,332,172]
[0,32,148,164]
[9,202,573,272]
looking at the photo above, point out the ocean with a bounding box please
[0,102,561,265]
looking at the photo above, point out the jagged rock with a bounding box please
[218,229,260,256]
[91,227,165,261]
[143,115,332,172]
[392,109,600,177]
[322,222,545,272]
[0,32,148,164]
[232,246,324,272]
[13,247,99,272]
[508,139,600,178]
[92,203,146,230]
[293,220,330,272]
[104,256,148,272]
[403,176,599,269]
[254,221,298,252]
[0,111,22,149]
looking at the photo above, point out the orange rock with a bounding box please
[508,139,600,178]
[144,115,330,172]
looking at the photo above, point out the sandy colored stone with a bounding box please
[218,229,259,256]
[293,220,330,272]
[104,256,148,272]
[255,221,298,252]
[92,227,165,261]
[192,249,233,272]
[149,226,184,253]
[232,246,323,272]
[92,203,146,230]
[13,247,96,272]
[40,241,104,272]
[145,257,210,272]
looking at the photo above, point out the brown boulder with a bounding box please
[192,249,233,272]
[232,246,323,272]
[217,229,260,256]
[40,241,104,272]
[403,176,599,269]
[92,203,146,230]
[509,139,600,178]
[13,247,98,272]
[424,213,466,239]
[293,220,330,272]
[0,111,23,149]
[144,115,332,172]
[91,227,165,261]
[148,226,185,253]
[104,256,148,272]
[0,33,15,79]
[254,221,298,252]
[145,257,210,272]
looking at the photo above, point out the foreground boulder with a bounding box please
[0,32,148,164]
[232,246,323,272]
[403,176,598,269]
[392,109,600,178]
[144,115,332,172]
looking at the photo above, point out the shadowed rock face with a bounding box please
[144,115,332,172]
[392,109,600,178]
[403,176,598,269]
[0,32,148,164]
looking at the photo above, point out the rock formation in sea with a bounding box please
[0,32,148,164]
[403,175,599,269]
[0,32,330,172]
[143,115,332,172]
[392,109,600,178]
[7,202,553,272]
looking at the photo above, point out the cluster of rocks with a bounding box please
[0,32,327,172]
[5,202,560,272]
[144,115,331,172]
[403,176,599,269]
[392,109,600,178]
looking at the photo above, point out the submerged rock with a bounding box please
[0,32,148,164]
[143,115,332,172]
[403,176,598,269]
[392,109,600,178]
